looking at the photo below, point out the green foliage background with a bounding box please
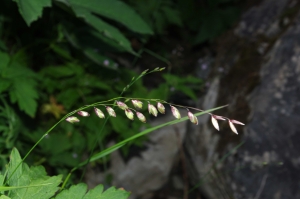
[0,0,240,190]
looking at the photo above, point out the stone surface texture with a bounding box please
[184,0,300,198]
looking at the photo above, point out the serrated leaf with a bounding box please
[68,0,153,34]
[55,183,130,199]
[12,0,51,26]
[98,186,130,199]
[9,78,38,117]
[7,148,62,199]
[55,183,87,199]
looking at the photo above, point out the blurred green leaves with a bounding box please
[68,0,153,34]
[177,0,240,44]
[1,148,130,199]
[12,0,51,26]
[0,0,240,185]
[0,51,38,117]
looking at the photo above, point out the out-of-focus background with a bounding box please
[0,0,299,198]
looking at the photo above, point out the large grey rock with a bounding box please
[185,0,300,198]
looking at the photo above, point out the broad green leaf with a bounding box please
[96,186,129,199]
[0,184,52,192]
[55,183,87,199]
[55,183,130,199]
[82,184,103,199]
[7,148,62,199]
[0,195,11,199]
[2,55,38,117]
[9,78,38,117]
[12,0,51,26]
[68,0,153,34]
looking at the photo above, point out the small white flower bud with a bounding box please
[106,106,116,117]
[131,100,143,109]
[66,116,80,123]
[188,111,198,125]
[157,102,165,114]
[229,120,238,134]
[125,109,134,120]
[148,104,158,117]
[170,106,181,119]
[136,112,146,123]
[116,101,128,110]
[77,111,90,117]
[94,107,105,118]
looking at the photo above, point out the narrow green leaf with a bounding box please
[76,13,134,54]
[12,0,51,26]
[83,48,119,69]
[68,0,153,34]
[83,106,226,164]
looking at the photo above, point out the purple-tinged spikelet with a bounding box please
[106,106,116,117]
[188,111,198,125]
[77,111,90,117]
[148,103,158,117]
[66,116,80,123]
[228,119,245,134]
[210,114,226,131]
[170,106,181,119]
[125,109,134,120]
[116,101,128,110]
[157,102,165,114]
[131,100,143,109]
[136,112,146,123]
[94,107,105,118]
[229,120,238,134]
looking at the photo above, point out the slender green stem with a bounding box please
[6,97,124,184]
[61,69,163,188]
[143,48,171,67]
